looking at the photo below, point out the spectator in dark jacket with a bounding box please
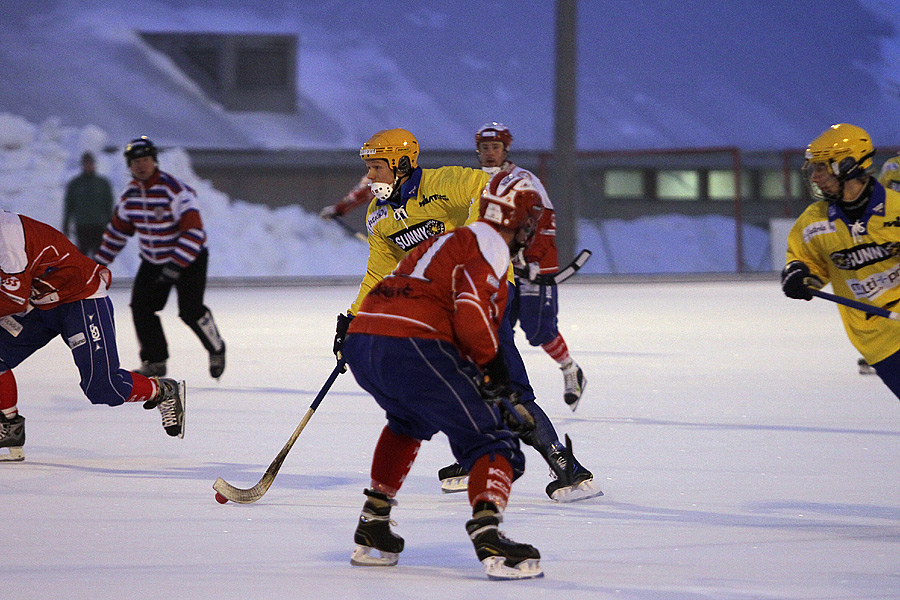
[63,152,115,257]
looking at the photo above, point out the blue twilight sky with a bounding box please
[1,0,899,151]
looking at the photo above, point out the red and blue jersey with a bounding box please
[349,221,511,367]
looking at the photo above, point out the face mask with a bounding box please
[369,181,394,201]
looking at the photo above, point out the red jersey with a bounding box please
[501,163,558,274]
[348,221,511,366]
[0,211,110,317]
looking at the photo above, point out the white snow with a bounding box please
[5,280,899,599]
[0,113,769,277]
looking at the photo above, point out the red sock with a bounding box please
[0,370,17,418]
[127,373,157,403]
[541,333,571,364]
[468,453,513,510]
[370,425,420,496]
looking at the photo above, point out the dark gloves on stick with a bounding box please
[333,312,354,359]
[478,351,535,436]
[781,261,823,301]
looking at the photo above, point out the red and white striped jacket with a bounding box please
[95,169,206,267]
[348,221,511,367]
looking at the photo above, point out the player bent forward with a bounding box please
[0,211,185,461]
[342,172,545,579]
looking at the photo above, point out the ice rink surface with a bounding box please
[4,279,900,599]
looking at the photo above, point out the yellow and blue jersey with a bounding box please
[350,166,489,314]
[786,180,900,363]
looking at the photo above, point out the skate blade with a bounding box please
[482,556,544,580]
[550,479,604,503]
[440,475,468,493]
[350,545,399,567]
[0,447,24,462]
[177,380,186,439]
[564,394,581,411]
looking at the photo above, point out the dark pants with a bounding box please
[871,349,900,400]
[499,281,563,454]
[130,249,220,363]
[0,297,136,405]
[509,276,560,346]
[343,333,525,477]
[75,224,108,257]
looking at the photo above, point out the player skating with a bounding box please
[331,128,599,502]
[0,211,185,461]
[782,124,900,397]
[343,172,545,579]
[95,136,226,380]
[475,122,586,409]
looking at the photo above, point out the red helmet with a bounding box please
[479,171,543,250]
[475,122,513,149]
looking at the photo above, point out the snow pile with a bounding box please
[0,113,368,279]
[0,113,770,277]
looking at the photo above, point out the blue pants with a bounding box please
[500,281,563,453]
[343,333,525,476]
[871,349,900,401]
[0,297,136,406]
[509,276,560,347]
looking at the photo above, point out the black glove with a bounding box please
[155,263,182,286]
[781,260,823,301]
[333,313,354,359]
[479,351,512,401]
[497,395,536,436]
[478,352,535,436]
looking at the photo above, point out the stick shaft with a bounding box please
[810,289,900,320]
[213,360,345,503]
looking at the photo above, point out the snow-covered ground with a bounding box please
[5,280,900,599]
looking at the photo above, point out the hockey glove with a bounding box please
[155,263,183,286]
[781,260,823,301]
[479,351,512,401]
[497,396,536,436]
[478,352,536,436]
[333,312,354,360]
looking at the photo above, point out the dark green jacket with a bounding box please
[63,172,115,227]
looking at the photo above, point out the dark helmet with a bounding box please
[123,136,158,165]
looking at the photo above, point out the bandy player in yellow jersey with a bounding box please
[331,128,599,502]
[782,123,900,399]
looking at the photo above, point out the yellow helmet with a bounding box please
[359,128,419,175]
[804,123,875,181]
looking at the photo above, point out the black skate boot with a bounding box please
[465,501,542,580]
[135,360,167,377]
[209,343,226,379]
[143,378,186,438]
[350,488,404,566]
[438,462,469,493]
[545,435,602,502]
[0,413,25,462]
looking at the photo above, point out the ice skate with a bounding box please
[545,437,603,503]
[0,413,25,462]
[561,359,586,411]
[438,462,469,493]
[350,489,404,567]
[209,344,226,379]
[135,360,167,377]
[465,503,542,580]
[858,357,876,375]
[144,378,185,438]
